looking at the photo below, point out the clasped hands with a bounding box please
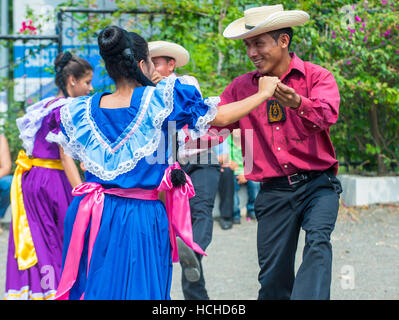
[259,76,301,109]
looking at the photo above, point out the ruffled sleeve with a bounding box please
[46,97,88,159]
[162,76,220,141]
[17,96,73,155]
[55,76,220,182]
[47,107,62,134]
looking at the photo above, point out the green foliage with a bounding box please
[0,102,24,169]
[1,0,398,175]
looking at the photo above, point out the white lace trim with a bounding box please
[16,97,73,155]
[59,76,176,181]
[176,96,220,155]
[59,76,219,181]
[193,96,220,139]
[45,131,66,146]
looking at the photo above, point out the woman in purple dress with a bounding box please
[4,52,93,300]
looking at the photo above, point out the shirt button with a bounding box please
[284,164,288,168]
[276,127,280,130]
[313,125,317,128]
[300,111,304,115]
[277,147,281,151]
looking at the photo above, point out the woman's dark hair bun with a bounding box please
[98,25,155,87]
[55,51,72,73]
[98,26,129,58]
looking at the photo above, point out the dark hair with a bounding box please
[98,25,155,87]
[54,52,93,97]
[54,52,93,98]
[268,27,293,49]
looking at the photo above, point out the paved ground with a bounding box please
[1,203,398,300]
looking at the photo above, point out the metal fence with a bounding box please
[0,6,163,105]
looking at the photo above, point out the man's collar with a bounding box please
[252,52,306,80]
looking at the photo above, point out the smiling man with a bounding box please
[215,4,342,300]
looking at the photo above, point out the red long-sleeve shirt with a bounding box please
[215,53,340,181]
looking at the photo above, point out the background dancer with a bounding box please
[4,52,93,300]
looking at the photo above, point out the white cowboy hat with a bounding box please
[148,40,190,68]
[223,4,309,40]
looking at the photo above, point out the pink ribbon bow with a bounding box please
[55,163,205,300]
[157,162,206,263]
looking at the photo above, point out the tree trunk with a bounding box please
[369,104,388,175]
[216,1,230,75]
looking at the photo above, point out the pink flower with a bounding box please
[332,30,336,39]
[381,0,388,5]
[355,16,362,22]
[384,29,391,37]
[347,60,351,65]
[348,27,356,34]
[19,20,37,34]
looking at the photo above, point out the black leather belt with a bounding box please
[261,169,334,189]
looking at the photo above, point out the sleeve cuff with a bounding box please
[296,96,321,131]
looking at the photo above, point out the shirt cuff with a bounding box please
[296,96,321,131]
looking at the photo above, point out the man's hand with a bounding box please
[229,160,239,171]
[274,82,301,109]
[258,76,280,99]
[218,154,231,167]
[236,174,247,185]
[151,71,164,84]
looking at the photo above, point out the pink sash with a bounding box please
[55,163,205,300]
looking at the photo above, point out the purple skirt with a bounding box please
[4,166,72,300]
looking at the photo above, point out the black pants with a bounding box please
[218,167,235,220]
[255,170,342,300]
[180,162,221,300]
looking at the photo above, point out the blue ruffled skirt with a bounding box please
[61,194,172,300]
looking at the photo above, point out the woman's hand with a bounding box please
[151,71,164,85]
[258,76,280,100]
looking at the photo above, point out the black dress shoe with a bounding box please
[219,218,233,230]
[177,237,201,282]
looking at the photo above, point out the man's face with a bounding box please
[244,32,284,76]
[151,56,176,77]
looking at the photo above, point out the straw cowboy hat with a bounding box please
[223,4,309,40]
[148,41,190,68]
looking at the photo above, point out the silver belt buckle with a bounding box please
[287,173,300,185]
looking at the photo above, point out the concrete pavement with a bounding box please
[1,204,398,300]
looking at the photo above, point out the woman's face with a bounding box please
[68,70,94,97]
[140,58,155,81]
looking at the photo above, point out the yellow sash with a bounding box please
[11,150,64,270]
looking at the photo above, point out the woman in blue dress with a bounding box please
[52,25,280,300]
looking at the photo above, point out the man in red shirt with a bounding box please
[218,4,342,299]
